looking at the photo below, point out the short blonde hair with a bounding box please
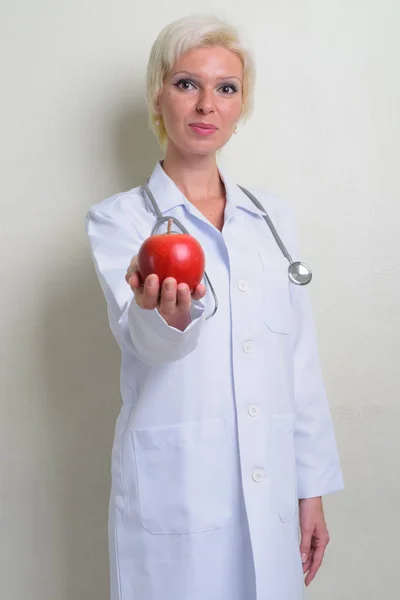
[146,14,256,147]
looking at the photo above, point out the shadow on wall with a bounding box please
[41,102,161,599]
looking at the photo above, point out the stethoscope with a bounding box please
[143,181,312,320]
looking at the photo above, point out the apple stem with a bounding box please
[167,219,172,235]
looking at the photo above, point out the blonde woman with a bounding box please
[85,14,344,600]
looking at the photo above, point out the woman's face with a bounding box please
[156,46,244,155]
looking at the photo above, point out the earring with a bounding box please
[234,125,238,134]
[155,119,160,126]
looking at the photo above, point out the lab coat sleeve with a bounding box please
[85,206,205,365]
[287,210,344,499]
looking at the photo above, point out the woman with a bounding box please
[85,14,344,600]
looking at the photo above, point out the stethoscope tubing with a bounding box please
[142,181,312,319]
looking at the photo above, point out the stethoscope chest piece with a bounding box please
[288,261,312,285]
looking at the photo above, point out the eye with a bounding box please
[219,84,238,94]
[175,79,196,91]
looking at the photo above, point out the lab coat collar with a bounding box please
[144,161,186,214]
[144,160,265,218]
[218,168,266,218]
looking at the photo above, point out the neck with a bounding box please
[161,144,225,204]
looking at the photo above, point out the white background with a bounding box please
[1,1,399,598]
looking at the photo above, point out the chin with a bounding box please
[192,145,220,156]
[185,136,229,155]
[167,133,229,156]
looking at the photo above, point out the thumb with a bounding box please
[300,528,313,563]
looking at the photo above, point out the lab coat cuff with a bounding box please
[297,468,345,499]
[127,297,205,362]
[154,299,205,339]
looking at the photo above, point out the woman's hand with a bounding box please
[299,497,330,587]
[125,256,206,331]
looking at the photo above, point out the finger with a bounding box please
[299,528,313,566]
[305,545,326,587]
[302,546,315,574]
[128,255,138,271]
[125,256,139,283]
[127,271,142,291]
[176,284,192,314]
[159,278,177,316]
[126,268,142,285]
[192,283,207,301]
[139,274,159,309]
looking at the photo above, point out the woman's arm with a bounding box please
[286,209,344,499]
[85,206,206,365]
[285,207,344,586]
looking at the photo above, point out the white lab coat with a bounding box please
[85,161,344,600]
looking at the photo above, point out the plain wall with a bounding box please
[1,1,399,598]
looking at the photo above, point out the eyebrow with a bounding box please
[171,70,242,83]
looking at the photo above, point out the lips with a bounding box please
[189,123,217,131]
[188,123,218,136]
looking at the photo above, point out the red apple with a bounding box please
[137,220,205,292]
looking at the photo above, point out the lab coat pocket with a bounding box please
[259,254,293,335]
[132,418,231,535]
[270,414,297,523]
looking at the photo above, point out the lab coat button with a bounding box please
[252,468,266,483]
[248,404,260,417]
[238,279,249,292]
[243,341,253,354]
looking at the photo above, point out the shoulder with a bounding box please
[244,185,295,228]
[247,185,293,214]
[237,183,301,257]
[86,183,145,220]
[84,183,151,239]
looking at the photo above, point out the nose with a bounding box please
[196,88,216,115]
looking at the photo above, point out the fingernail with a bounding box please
[178,286,187,295]
[148,276,156,288]
[301,553,307,563]
[166,280,174,291]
